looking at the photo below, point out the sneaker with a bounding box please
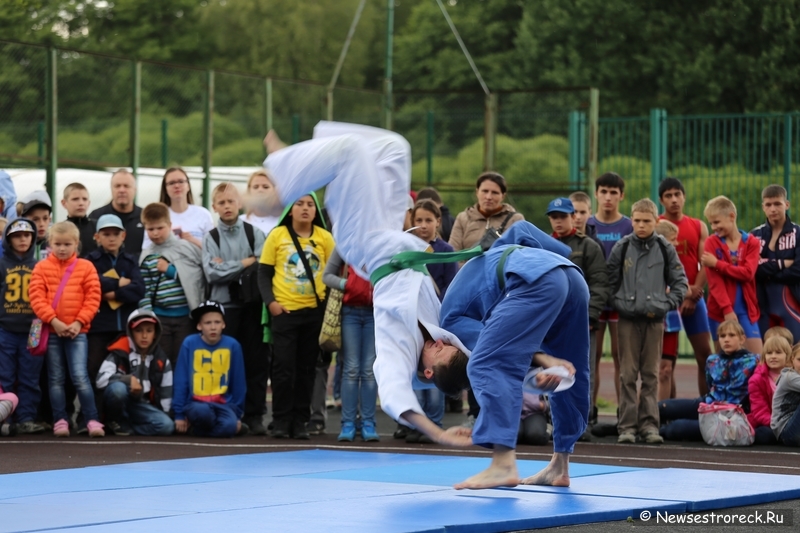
[107,420,132,436]
[292,420,310,440]
[306,420,325,436]
[461,415,476,429]
[393,423,409,439]
[87,420,105,438]
[15,421,46,435]
[270,420,290,439]
[237,421,250,436]
[245,416,267,436]
[418,433,434,444]
[617,431,636,444]
[360,421,380,442]
[1,422,16,437]
[642,431,664,444]
[53,419,70,438]
[405,429,422,443]
[338,421,356,442]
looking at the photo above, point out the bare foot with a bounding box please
[264,130,288,154]
[454,464,519,490]
[520,452,570,487]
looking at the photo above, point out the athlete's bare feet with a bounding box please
[520,452,570,487]
[454,446,520,490]
[264,129,287,154]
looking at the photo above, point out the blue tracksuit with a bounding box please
[440,221,590,452]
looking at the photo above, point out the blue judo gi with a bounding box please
[440,221,590,453]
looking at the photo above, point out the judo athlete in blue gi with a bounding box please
[437,221,591,489]
[250,125,586,489]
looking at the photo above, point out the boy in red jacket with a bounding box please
[701,196,762,355]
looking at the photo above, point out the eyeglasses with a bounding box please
[166,179,188,187]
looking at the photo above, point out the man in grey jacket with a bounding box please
[607,198,687,444]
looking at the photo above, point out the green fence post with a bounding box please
[588,88,600,184]
[650,108,667,203]
[785,113,793,202]
[45,47,57,204]
[568,111,586,189]
[37,122,44,167]
[292,114,300,144]
[484,93,497,171]
[426,110,434,185]
[129,60,141,178]
[202,69,214,209]
[161,119,168,168]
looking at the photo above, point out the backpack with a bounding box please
[209,222,262,304]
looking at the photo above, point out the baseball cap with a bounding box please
[96,214,125,232]
[20,191,52,217]
[130,315,158,330]
[191,300,226,323]
[546,197,574,215]
[6,218,36,236]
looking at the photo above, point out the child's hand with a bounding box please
[724,312,738,322]
[66,321,82,338]
[51,318,69,337]
[241,256,257,268]
[156,258,170,273]
[118,277,130,287]
[130,376,143,397]
[268,301,290,316]
[701,252,718,268]
[104,291,116,301]
[175,420,189,433]
[212,257,223,264]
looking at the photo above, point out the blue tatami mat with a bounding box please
[509,467,800,512]
[1,450,799,533]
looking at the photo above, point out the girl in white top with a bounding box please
[239,170,280,235]
[142,167,214,249]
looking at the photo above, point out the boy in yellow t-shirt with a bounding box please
[258,192,334,440]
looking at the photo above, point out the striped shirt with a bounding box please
[139,254,189,316]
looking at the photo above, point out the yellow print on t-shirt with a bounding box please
[192,348,231,396]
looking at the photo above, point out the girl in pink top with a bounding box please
[748,335,790,444]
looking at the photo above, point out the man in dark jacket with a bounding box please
[547,198,609,429]
[89,170,145,256]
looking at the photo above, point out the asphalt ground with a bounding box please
[1,361,798,532]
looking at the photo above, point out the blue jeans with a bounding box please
[183,401,238,438]
[46,334,98,422]
[659,397,702,441]
[0,328,43,423]
[415,388,444,427]
[779,408,800,446]
[103,381,175,436]
[340,306,377,426]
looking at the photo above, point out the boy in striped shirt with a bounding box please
[139,203,205,366]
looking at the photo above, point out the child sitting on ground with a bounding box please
[771,343,800,447]
[95,309,175,436]
[748,334,791,445]
[659,320,758,441]
[0,385,18,436]
[172,301,246,438]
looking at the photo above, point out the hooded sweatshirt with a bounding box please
[0,219,37,333]
[139,234,205,313]
[704,348,758,405]
[202,218,266,306]
[95,309,173,413]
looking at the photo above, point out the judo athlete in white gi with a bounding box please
[256,122,472,447]
[253,123,586,489]
[439,221,590,489]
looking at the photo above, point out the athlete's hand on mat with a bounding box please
[268,301,290,316]
[701,252,718,268]
[437,426,473,447]
[175,420,189,433]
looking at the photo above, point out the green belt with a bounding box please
[369,245,484,286]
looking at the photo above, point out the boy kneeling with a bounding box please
[172,301,247,437]
[96,309,175,436]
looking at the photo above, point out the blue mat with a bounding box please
[1,450,798,533]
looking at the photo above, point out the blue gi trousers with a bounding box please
[469,267,590,452]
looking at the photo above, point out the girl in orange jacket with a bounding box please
[30,221,103,437]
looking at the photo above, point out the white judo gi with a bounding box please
[263,122,470,424]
